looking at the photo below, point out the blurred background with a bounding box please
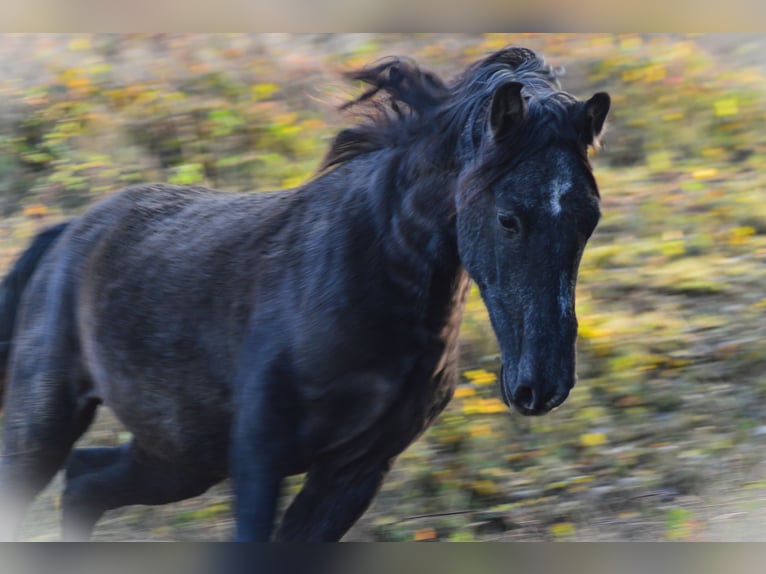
[1,33,765,541]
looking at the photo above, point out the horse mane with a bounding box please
[463,46,563,94]
[443,47,583,162]
[319,47,594,176]
[319,57,449,172]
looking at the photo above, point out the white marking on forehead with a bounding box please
[549,179,572,216]
[549,152,575,217]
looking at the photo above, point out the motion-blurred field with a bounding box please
[1,33,766,541]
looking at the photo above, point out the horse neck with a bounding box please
[376,147,466,327]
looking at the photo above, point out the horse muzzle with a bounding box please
[499,365,572,416]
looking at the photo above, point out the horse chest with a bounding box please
[297,333,459,469]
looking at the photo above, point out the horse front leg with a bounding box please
[231,430,284,542]
[230,380,302,542]
[273,459,394,542]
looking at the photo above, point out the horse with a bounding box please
[0,46,610,541]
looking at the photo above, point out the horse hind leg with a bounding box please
[0,227,99,541]
[61,440,223,541]
[0,373,99,541]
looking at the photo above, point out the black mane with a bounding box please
[443,47,580,161]
[320,47,590,178]
[319,57,449,171]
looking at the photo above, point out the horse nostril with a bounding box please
[513,385,535,410]
[545,388,569,411]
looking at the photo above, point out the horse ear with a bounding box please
[583,92,611,143]
[489,81,526,141]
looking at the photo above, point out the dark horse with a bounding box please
[0,47,609,541]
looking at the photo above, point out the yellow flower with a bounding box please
[463,369,497,385]
[580,433,607,447]
[413,528,437,541]
[468,424,493,438]
[550,522,576,538]
[714,98,739,117]
[23,204,49,218]
[478,398,507,414]
[454,386,476,399]
[692,168,718,180]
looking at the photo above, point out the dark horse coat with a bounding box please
[0,47,610,541]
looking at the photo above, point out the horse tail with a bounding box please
[0,221,70,406]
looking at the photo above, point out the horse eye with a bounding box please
[497,212,522,235]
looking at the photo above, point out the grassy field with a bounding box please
[2,33,766,541]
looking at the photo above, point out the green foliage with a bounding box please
[0,35,333,213]
[168,163,206,186]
